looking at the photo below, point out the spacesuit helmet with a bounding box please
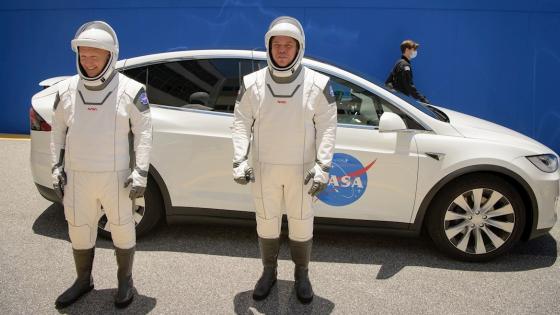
[265,16,305,78]
[71,21,119,87]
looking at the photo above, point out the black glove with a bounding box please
[124,171,146,200]
[233,161,255,185]
[303,164,329,197]
[52,167,66,200]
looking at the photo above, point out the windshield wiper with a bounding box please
[426,104,450,123]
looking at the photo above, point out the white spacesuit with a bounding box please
[50,21,151,309]
[232,16,337,303]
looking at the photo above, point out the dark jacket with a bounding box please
[385,55,429,103]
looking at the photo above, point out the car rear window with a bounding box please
[123,59,253,113]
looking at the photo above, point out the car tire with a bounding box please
[98,175,164,239]
[426,174,526,262]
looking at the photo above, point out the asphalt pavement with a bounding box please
[0,138,558,314]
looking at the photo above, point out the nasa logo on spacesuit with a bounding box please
[328,85,335,98]
[139,91,149,106]
[317,153,376,206]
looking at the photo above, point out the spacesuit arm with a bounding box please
[129,87,153,186]
[232,81,254,164]
[313,80,338,169]
[50,91,66,174]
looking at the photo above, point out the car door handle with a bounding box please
[424,152,445,161]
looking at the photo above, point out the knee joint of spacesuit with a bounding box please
[256,215,281,239]
[68,222,96,250]
[288,216,314,242]
[109,218,136,249]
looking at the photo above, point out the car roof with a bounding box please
[121,49,255,69]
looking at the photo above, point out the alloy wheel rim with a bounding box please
[444,188,515,255]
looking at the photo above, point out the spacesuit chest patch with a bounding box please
[322,82,336,105]
[139,92,149,105]
[133,88,150,112]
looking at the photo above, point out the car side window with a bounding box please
[121,66,147,85]
[327,76,380,126]
[325,75,423,129]
[254,60,268,70]
[253,60,422,129]
[144,59,252,113]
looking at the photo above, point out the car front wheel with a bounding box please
[426,174,526,261]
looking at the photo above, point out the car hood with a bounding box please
[436,106,555,155]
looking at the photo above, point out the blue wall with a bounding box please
[2,0,559,154]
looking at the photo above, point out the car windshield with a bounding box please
[341,66,449,123]
[389,91,450,122]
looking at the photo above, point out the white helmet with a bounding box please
[265,16,305,78]
[71,21,119,87]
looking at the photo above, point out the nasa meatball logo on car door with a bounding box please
[318,153,376,206]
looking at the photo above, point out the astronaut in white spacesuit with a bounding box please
[232,16,337,303]
[50,21,152,309]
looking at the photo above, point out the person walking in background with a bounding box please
[385,39,430,103]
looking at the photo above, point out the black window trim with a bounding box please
[150,103,234,117]
[120,56,432,130]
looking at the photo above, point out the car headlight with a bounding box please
[527,154,559,173]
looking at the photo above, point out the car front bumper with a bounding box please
[522,161,559,240]
[535,195,560,239]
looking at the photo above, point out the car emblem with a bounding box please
[317,153,376,206]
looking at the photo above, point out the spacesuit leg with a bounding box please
[56,170,98,309]
[101,170,135,250]
[250,163,283,300]
[252,163,283,239]
[285,164,314,242]
[63,170,99,250]
[100,170,136,307]
[285,164,314,303]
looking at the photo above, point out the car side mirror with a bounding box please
[379,112,407,132]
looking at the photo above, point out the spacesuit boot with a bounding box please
[114,247,135,308]
[55,248,95,309]
[252,237,280,300]
[290,239,314,304]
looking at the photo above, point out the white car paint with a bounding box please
[30,50,559,255]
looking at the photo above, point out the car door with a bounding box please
[135,58,256,213]
[318,76,421,224]
[253,60,421,224]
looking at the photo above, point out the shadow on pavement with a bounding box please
[56,288,156,315]
[34,203,558,279]
[233,280,335,315]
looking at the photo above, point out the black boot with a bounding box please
[55,248,95,309]
[252,237,280,301]
[114,247,135,308]
[290,239,314,304]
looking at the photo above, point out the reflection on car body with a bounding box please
[30,50,559,261]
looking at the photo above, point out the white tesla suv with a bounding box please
[30,50,559,261]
